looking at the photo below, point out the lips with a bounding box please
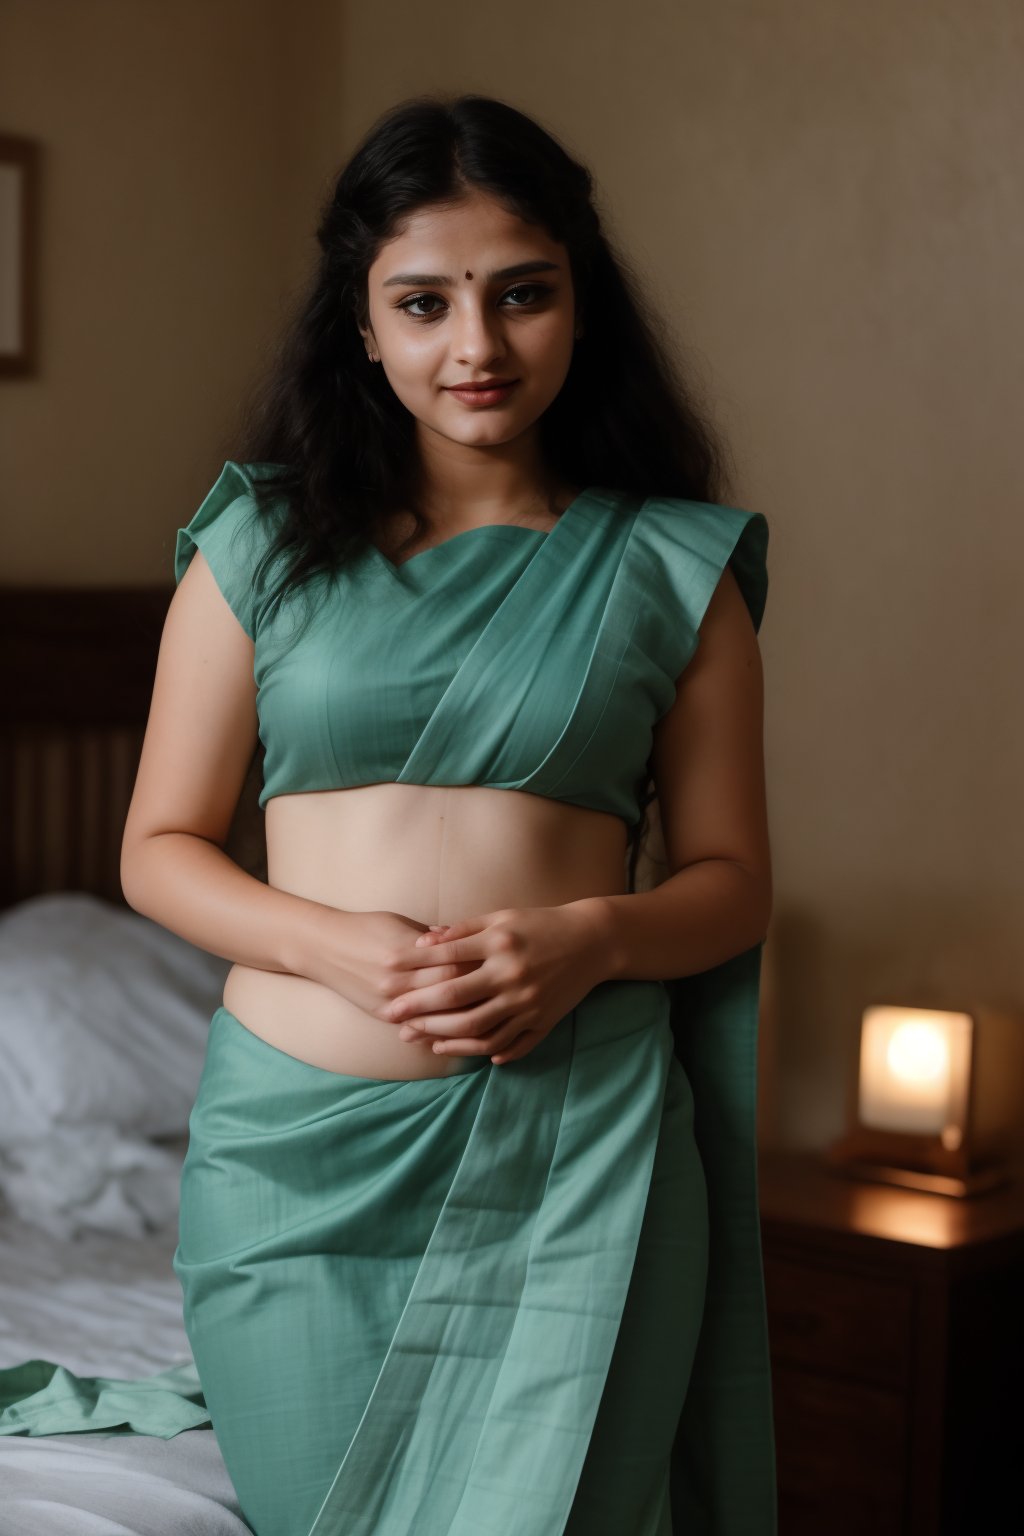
[445,380,516,391]
[444,380,519,406]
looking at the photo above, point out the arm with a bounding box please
[569,563,772,982]
[120,549,334,975]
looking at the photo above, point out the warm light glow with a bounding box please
[858,1006,973,1136]
[886,1021,949,1085]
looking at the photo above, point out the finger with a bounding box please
[388,974,494,1025]
[414,918,478,947]
[414,924,456,948]
[395,997,514,1038]
[408,933,486,967]
[406,960,480,993]
[489,1031,536,1064]
[387,963,478,1027]
[430,1018,526,1056]
[411,916,495,957]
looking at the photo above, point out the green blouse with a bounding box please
[174,461,769,829]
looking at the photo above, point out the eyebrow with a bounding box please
[381,259,561,288]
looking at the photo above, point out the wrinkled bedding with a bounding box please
[0,1142,249,1535]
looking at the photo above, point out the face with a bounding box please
[359,189,581,458]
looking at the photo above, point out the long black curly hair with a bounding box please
[229,90,735,889]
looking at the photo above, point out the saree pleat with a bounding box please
[168,978,701,1536]
[0,940,772,1535]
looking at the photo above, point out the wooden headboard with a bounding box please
[0,586,265,911]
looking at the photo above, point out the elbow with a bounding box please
[740,869,772,946]
[119,852,142,915]
[119,834,153,916]
[723,859,772,946]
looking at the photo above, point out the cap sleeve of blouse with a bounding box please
[173,461,271,641]
[632,497,769,686]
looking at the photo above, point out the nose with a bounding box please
[450,296,506,367]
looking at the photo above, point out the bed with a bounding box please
[0,583,265,1534]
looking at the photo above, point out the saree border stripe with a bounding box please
[308,982,673,1536]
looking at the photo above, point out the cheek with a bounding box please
[521,325,576,390]
[378,318,438,366]
[380,352,442,408]
[526,331,575,398]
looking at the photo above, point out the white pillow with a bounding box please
[0,892,230,1144]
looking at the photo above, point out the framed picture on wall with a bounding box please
[0,134,39,378]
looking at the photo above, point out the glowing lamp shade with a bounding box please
[859,1007,971,1141]
[827,1002,1022,1198]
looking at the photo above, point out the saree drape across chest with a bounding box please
[0,464,777,1535]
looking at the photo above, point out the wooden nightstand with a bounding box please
[757,1149,1024,1536]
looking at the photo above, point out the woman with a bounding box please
[0,93,776,1533]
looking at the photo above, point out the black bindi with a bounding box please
[465,270,473,280]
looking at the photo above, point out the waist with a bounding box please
[263,781,630,915]
[224,782,632,1081]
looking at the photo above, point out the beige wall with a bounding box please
[0,0,341,573]
[3,0,1021,1152]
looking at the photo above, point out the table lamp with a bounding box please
[825,1002,1022,1197]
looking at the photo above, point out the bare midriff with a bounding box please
[222,783,630,1080]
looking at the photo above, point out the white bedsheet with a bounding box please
[0,1141,250,1535]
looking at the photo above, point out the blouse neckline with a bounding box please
[367,486,598,574]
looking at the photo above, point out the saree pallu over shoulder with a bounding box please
[638,496,777,1531]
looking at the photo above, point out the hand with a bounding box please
[294,908,484,1025]
[384,902,613,1064]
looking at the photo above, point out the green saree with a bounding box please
[0,465,776,1533]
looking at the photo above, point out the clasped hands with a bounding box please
[384,903,611,1065]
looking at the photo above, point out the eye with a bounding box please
[395,283,552,321]
[397,293,445,319]
[502,283,551,306]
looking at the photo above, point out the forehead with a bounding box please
[370,193,563,274]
